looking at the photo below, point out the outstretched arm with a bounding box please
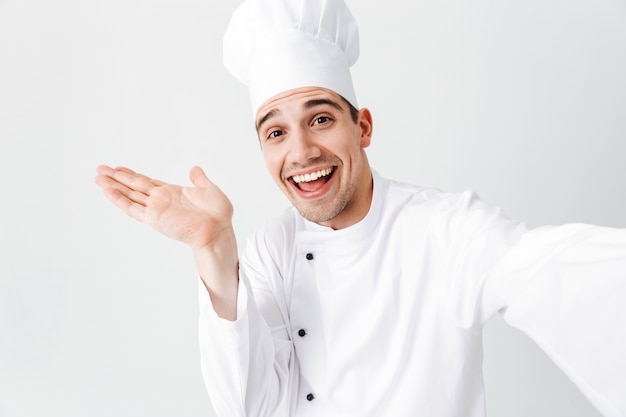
[94,165,239,320]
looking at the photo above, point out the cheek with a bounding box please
[334,140,360,163]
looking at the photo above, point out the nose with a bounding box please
[286,127,321,165]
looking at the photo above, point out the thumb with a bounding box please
[189,166,213,188]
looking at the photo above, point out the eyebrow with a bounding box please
[256,98,345,132]
[304,98,344,113]
[256,109,280,132]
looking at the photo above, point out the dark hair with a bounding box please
[339,95,359,123]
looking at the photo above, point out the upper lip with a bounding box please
[285,166,334,181]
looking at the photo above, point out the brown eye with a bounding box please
[314,116,331,125]
[268,130,283,139]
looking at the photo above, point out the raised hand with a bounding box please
[94,165,233,252]
[94,165,239,319]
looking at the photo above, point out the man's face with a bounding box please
[256,87,373,230]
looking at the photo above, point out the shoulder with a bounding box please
[243,206,300,262]
[378,174,476,214]
[376,174,519,237]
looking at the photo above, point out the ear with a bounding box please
[357,108,373,148]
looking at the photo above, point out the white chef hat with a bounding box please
[223,0,360,116]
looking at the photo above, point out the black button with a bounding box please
[298,329,306,337]
[306,393,315,401]
[305,253,314,260]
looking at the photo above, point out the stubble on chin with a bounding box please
[293,197,349,225]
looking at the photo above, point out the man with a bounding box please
[95,0,625,416]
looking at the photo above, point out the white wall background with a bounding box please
[1,0,624,416]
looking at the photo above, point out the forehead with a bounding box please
[255,87,344,124]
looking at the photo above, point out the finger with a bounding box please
[115,166,136,174]
[110,169,156,195]
[96,164,116,177]
[116,166,166,187]
[95,174,149,206]
[96,164,165,188]
[189,166,213,188]
[100,183,147,222]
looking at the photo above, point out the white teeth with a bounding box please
[292,167,333,184]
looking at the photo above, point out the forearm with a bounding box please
[194,227,240,321]
[492,225,626,416]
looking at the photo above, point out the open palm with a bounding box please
[95,165,234,251]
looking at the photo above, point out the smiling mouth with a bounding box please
[290,167,335,191]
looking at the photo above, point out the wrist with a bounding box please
[193,227,239,318]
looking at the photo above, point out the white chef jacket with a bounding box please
[198,170,626,417]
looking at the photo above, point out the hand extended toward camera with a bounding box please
[95,165,239,320]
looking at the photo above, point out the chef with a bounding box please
[95,0,626,416]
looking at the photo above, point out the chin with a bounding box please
[293,199,346,225]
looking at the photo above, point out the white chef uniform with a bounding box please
[201,0,626,414]
[198,171,626,417]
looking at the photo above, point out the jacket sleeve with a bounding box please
[488,224,626,417]
[439,190,626,417]
[198,229,294,417]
